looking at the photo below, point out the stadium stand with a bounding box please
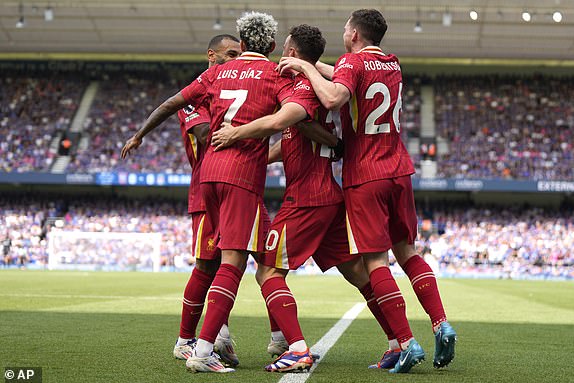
[416,203,574,279]
[435,74,574,180]
[2,194,571,279]
[67,73,189,174]
[0,72,87,172]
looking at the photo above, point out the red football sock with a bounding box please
[179,267,214,339]
[261,277,305,345]
[403,255,447,330]
[267,307,281,332]
[359,282,395,341]
[198,263,244,343]
[370,266,413,345]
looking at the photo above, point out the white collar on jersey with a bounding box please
[358,46,385,56]
[237,52,269,61]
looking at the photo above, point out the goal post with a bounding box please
[47,231,162,272]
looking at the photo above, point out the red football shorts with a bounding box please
[201,182,270,253]
[190,212,220,261]
[343,175,418,254]
[259,202,358,272]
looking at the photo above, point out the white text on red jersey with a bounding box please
[216,69,263,80]
[363,61,401,71]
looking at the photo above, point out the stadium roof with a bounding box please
[1,0,574,62]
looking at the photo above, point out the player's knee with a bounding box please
[195,259,219,276]
[255,264,286,286]
[337,260,369,289]
[391,240,417,267]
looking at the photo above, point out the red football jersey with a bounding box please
[177,103,210,214]
[332,46,415,188]
[281,74,344,207]
[180,52,293,195]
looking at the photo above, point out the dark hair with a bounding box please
[288,24,325,64]
[208,34,239,50]
[349,9,387,46]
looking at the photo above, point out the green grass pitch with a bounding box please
[1,270,573,383]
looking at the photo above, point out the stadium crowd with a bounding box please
[435,74,574,180]
[0,73,86,172]
[67,73,190,174]
[2,194,571,279]
[3,71,574,181]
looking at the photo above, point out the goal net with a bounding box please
[47,231,162,272]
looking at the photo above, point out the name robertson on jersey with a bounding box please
[216,69,263,80]
[364,60,401,71]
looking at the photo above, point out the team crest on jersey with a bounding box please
[206,238,215,251]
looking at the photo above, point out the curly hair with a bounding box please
[288,24,325,64]
[236,12,278,55]
[349,9,388,46]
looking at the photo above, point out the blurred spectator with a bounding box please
[1,194,571,279]
[0,73,87,172]
[435,74,574,180]
[414,203,573,279]
[68,73,192,174]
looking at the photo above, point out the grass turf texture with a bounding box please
[0,271,573,383]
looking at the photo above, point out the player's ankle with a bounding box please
[288,340,307,353]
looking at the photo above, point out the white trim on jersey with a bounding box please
[247,205,261,252]
[237,52,269,61]
[346,213,359,254]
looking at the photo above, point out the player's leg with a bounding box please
[312,202,401,368]
[187,250,247,373]
[256,206,325,372]
[256,265,313,372]
[175,259,218,359]
[186,183,264,373]
[345,181,424,373]
[335,258,401,369]
[212,253,245,367]
[389,176,456,368]
[265,305,288,357]
[174,211,220,360]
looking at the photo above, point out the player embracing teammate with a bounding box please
[123,8,456,376]
[278,8,457,373]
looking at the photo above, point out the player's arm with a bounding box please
[190,123,210,146]
[278,57,350,110]
[211,103,307,150]
[268,140,282,164]
[315,61,334,80]
[121,92,188,159]
[295,120,338,148]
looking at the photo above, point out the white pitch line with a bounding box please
[279,302,366,383]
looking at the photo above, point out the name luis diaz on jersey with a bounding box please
[216,68,263,80]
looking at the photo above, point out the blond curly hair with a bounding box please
[236,11,278,55]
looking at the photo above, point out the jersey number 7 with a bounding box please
[220,89,248,124]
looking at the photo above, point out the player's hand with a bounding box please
[211,122,239,151]
[329,138,344,162]
[277,57,308,76]
[121,136,142,159]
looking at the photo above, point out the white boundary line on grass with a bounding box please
[278,302,366,383]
